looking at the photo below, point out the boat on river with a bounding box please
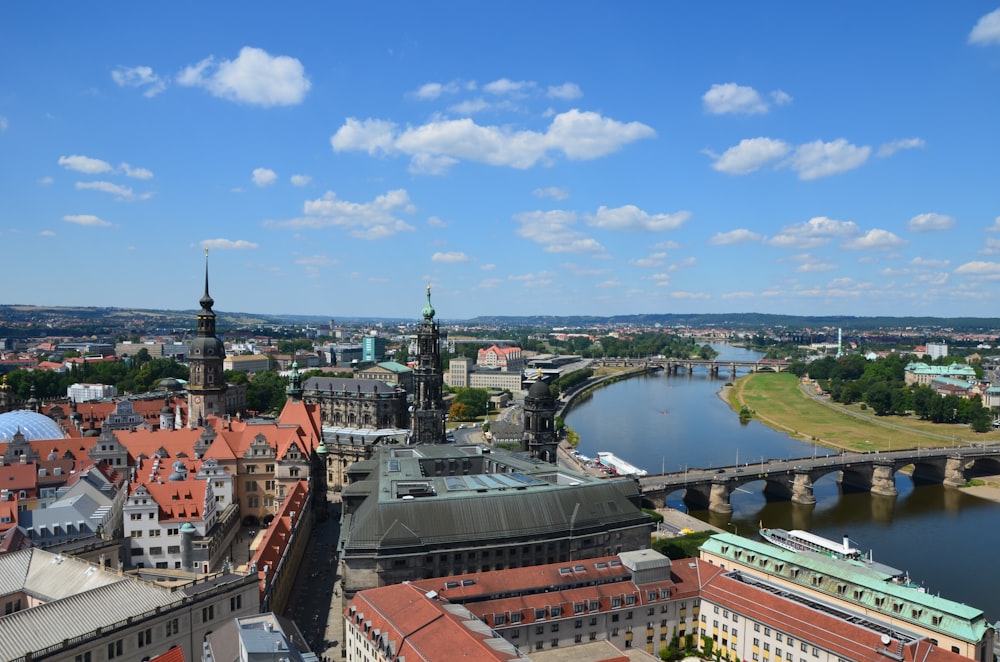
[759,526,924,591]
[596,452,648,477]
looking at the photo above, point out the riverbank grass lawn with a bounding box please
[728,372,992,453]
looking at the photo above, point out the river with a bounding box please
[567,344,1000,623]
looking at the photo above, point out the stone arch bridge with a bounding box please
[637,446,1000,514]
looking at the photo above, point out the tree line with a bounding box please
[786,353,994,432]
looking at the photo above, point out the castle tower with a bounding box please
[523,378,558,463]
[410,285,445,444]
[187,251,227,428]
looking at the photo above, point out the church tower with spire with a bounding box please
[410,285,446,444]
[187,251,228,428]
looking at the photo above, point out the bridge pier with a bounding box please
[870,460,898,497]
[944,455,967,487]
[708,480,732,514]
[790,470,815,505]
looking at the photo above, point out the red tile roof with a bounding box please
[346,582,523,661]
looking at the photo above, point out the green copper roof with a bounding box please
[421,284,435,319]
[701,533,988,643]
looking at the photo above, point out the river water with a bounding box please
[567,345,1000,623]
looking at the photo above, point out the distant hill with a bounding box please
[3,305,1000,335]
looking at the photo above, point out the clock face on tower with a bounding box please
[194,397,202,404]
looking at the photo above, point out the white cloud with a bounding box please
[766,216,860,249]
[427,216,447,228]
[982,237,1000,255]
[986,216,1000,232]
[630,253,668,267]
[332,109,654,172]
[39,230,55,237]
[589,205,690,232]
[533,186,570,201]
[876,138,925,158]
[432,251,469,263]
[908,213,955,232]
[483,78,535,96]
[787,139,870,180]
[771,90,793,106]
[671,291,710,300]
[63,214,111,227]
[708,229,761,246]
[956,261,1000,278]
[200,238,259,250]
[481,263,496,271]
[513,209,606,255]
[177,46,310,107]
[721,291,756,300]
[547,82,582,100]
[75,181,152,201]
[111,65,166,97]
[969,8,1000,45]
[330,118,399,155]
[290,174,311,187]
[703,83,769,115]
[796,261,837,273]
[38,176,53,185]
[842,229,906,251]
[58,154,112,174]
[252,168,278,187]
[408,152,459,176]
[263,189,416,240]
[596,280,621,289]
[295,255,337,266]
[449,98,490,115]
[120,163,153,179]
[414,81,464,100]
[0,116,7,132]
[710,137,791,175]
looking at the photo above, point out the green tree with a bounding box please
[864,382,893,416]
[454,387,489,418]
[246,371,288,414]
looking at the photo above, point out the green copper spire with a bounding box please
[421,283,435,320]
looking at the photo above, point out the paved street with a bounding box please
[282,498,345,660]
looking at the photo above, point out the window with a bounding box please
[777,633,783,642]
[495,614,506,626]
[551,638,559,648]
[167,618,181,637]
[75,654,92,662]
[149,546,162,555]
[575,634,583,643]
[801,643,808,652]
[130,530,143,538]
[202,605,215,622]
[138,628,152,647]
[536,626,544,635]
[535,608,546,620]
[231,595,242,611]
[148,529,161,537]
[551,623,559,632]
[575,619,582,629]
[168,545,180,554]
[511,613,522,624]
[107,639,123,659]
[167,527,179,536]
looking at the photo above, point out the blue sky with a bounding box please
[3,3,1000,320]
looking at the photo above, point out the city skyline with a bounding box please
[3,3,1000,319]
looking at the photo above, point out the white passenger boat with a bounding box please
[596,452,648,477]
